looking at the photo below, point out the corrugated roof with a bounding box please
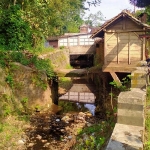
[91,10,150,38]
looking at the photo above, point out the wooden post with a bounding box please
[110,72,122,86]
[104,33,107,65]
[128,32,130,64]
[68,91,70,101]
[117,33,119,64]
[67,37,70,47]
[143,37,146,60]
[78,36,80,46]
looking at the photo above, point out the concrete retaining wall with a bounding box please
[106,69,147,150]
[39,49,69,69]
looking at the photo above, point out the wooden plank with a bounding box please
[104,33,107,64]
[102,64,137,73]
[106,55,117,61]
[110,72,121,85]
[143,36,146,60]
[106,33,115,42]
[125,18,141,29]
[106,30,145,32]
[128,32,130,64]
[123,17,126,30]
[117,33,119,64]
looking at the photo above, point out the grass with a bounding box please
[65,64,73,69]
[145,86,150,149]
[0,116,29,149]
[30,46,54,55]
[59,77,73,90]
[72,120,115,150]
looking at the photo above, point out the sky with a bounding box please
[84,0,140,21]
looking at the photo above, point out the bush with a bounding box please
[0,5,32,51]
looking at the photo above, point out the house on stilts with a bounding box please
[91,10,150,83]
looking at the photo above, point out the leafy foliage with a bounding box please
[73,121,113,150]
[5,74,14,88]
[129,0,150,8]
[0,0,88,49]
[0,50,55,79]
[109,75,131,91]
[0,5,32,50]
[145,87,150,149]
[84,10,103,27]
[145,6,150,25]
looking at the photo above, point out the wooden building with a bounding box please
[91,11,150,82]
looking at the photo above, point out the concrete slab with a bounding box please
[69,84,95,93]
[118,91,145,106]
[106,123,144,150]
[117,109,144,127]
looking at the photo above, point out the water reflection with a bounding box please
[76,102,96,116]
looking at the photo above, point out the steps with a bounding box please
[106,88,146,150]
[117,89,145,127]
[106,123,144,150]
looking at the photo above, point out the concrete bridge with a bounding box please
[59,33,96,68]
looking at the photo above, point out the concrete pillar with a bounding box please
[117,89,146,127]
[131,69,147,89]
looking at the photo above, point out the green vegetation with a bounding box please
[145,87,150,149]
[109,75,131,92]
[72,119,115,150]
[0,116,28,150]
[0,50,55,80]
[0,5,32,51]
[65,64,73,69]
[59,77,73,90]
[130,0,150,8]
[0,1,86,49]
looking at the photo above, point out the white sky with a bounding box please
[84,0,140,21]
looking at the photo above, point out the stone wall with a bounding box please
[39,49,69,69]
[0,63,55,114]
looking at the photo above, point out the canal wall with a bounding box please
[39,49,70,69]
[106,68,147,150]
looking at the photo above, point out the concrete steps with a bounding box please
[117,89,145,127]
[106,88,146,150]
[106,123,144,150]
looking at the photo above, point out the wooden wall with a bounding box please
[96,40,104,64]
[104,17,145,65]
[104,32,143,65]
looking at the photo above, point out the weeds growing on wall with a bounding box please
[145,86,150,149]
[0,50,55,80]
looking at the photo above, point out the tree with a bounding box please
[129,0,150,8]
[84,11,103,27]
[145,6,150,24]
[0,0,86,48]
[86,0,101,7]
[0,5,32,50]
